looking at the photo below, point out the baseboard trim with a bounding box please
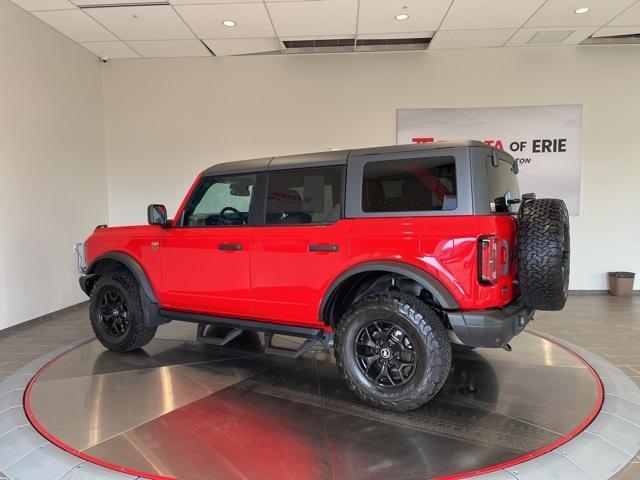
[569,289,640,296]
[0,301,88,337]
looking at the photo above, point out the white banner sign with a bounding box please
[397,105,582,214]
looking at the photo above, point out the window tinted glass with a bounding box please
[486,158,520,213]
[182,174,255,226]
[362,156,457,213]
[265,168,343,225]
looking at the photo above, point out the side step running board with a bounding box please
[263,333,318,358]
[196,323,243,346]
[165,309,336,358]
[194,322,334,358]
[160,308,323,338]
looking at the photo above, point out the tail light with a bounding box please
[478,235,498,284]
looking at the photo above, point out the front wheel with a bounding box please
[89,271,157,352]
[335,292,451,412]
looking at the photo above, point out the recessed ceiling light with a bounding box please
[222,20,237,27]
[574,7,590,14]
[395,13,409,21]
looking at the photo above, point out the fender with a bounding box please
[85,252,159,303]
[320,260,460,323]
[82,252,167,327]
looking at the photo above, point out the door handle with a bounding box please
[218,243,243,251]
[309,244,339,252]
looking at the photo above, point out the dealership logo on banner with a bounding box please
[397,105,582,215]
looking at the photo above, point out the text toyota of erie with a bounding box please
[411,137,569,165]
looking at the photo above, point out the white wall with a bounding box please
[0,0,108,330]
[101,45,640,291]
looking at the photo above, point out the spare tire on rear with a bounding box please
[517,198,570,311]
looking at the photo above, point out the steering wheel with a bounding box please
[219,206,243,225]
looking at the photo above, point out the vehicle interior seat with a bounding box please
[266,187,312,224]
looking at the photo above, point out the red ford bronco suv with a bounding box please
[79,141,570,411]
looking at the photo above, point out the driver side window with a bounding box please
[182,174,255,227]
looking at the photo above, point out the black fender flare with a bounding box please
[86,252,158,303]
[319,260,460,324]
[83,253,168,327]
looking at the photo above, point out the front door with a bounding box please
[159,173,257,317]
[251,167,352,326]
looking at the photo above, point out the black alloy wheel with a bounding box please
[354,321,417,387]
[335,292,451,411]
[97,287,130,338]
[89,270,157,352]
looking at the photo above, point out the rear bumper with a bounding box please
[447,300,534,348]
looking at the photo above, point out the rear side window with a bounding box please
[265,167,343,225]
[362,156,457,213]
[485,158,520,213]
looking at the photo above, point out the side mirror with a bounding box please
[147,204,168,226]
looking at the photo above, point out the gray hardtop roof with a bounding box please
[202,140,505,177]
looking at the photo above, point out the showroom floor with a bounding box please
[0,295,638,480]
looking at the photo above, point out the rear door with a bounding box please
[251,167,352,326]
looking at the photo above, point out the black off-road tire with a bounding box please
[334,292,451,412]
[89,271,157,352]
[517,198,570,311]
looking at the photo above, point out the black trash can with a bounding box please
[608,272,635,296]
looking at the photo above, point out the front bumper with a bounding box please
[447,300,534,348]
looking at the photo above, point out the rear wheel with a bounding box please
[335,292,451,412]
[89,271,157,352]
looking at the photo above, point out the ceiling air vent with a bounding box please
[283,39,356,54]
[356,37,431,52]
[581,33,640,45]
[76,1,169,8]
[283,37,431,54]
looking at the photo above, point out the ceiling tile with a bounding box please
[526,0,637,28]
[608,2,640,26]
[11,0,76,11]
[357,0,450,35]
[507,26,597,45]
[429,28,516,49]
[127,39,211,57]
[592,25,640,37]
[84,5,194,41]
[528,30,574,44]
[441,0,545,30]
[267,0,358,37]
[80,40,139,58]
[204,38,281,56]
[175,3,274,39]
[33,10,116,42]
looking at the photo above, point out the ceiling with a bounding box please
[11,0,640,59]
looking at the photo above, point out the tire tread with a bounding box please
[89,271,157,352]
[517,198,570,311]
[334,292,451,412]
